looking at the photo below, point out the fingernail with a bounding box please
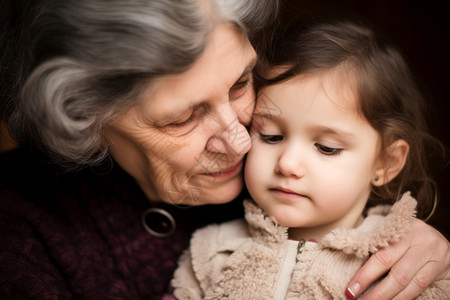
[345,282,360,299]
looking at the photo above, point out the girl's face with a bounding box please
[104,23,256,205]
[245,70,381,239]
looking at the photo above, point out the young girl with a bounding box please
[171,19,449,299]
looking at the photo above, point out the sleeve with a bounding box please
[171,249,203,300]
[0,201,73,299]
[171,219,250,300]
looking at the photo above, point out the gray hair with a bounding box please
[2,0,278,166]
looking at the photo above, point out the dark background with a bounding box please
[280,0,450,239]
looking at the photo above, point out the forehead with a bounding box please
[137,23,257,120]
[256,69,360,115]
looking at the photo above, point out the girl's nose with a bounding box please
[275,144,305,178]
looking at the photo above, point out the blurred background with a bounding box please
[280,0,450,239]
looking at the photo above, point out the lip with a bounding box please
[203,160,244,180]
[270,186,308,201]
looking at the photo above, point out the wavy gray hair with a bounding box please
[2,0,278,166]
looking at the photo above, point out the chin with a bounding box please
[161,175,244,206]
[264,206,306,228]
[202,177,244,205]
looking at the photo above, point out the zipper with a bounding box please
[273,238,308,299]
[296,239,306,263]
[273,240,298,299]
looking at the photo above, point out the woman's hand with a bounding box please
[345,219,450,299]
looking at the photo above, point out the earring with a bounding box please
[372,176,381,185]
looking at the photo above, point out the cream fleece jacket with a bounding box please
[172,192,450,299]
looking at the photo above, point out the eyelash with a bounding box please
[171,116,193,127]
[260,134,283,144]
[314,143,343,155]
[260,135,343,156]
[170,110,198,127]
[231,79,250,91]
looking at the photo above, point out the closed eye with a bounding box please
[229,78,252,101]
[260,134,283,144]
[314,143,343,155]
[168,104,206,127]
[231,79,250,90]
[169,110,195,127]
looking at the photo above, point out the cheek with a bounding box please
[154,128,226,172]
[106,120,208,192]
[244,144,270,194]
[312,160,373,205]
[138,136,210,204]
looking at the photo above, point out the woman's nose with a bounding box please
[205,105,252,156]
[275,144,305,178]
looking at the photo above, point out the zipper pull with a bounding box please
[296,239,306,262]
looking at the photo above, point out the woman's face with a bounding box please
[105,23,257,205]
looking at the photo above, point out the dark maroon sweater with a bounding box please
[0,148,244,299]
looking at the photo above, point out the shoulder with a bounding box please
[171,218,250,297]
[320,192,417,257]
[0,182,74,298]
[189,218,251,273]
[190,218,250,254]
[0,147,186,298]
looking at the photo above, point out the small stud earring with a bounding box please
[374,176,379,182]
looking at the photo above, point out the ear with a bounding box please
[372,139,409,186]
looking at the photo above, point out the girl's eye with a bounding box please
[260,134,283,144]
[314,143,343,155]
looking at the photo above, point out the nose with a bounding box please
[275,143,305,178]
[205,104,252,156]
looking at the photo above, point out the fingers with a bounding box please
[345,242,413,299]
[391,262,439,299]
[345,219,450,299]
[361,249,435,299]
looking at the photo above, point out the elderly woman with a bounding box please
[0,0,448,299]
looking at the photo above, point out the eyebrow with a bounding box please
[234,58,257,84]
[252,109,282,122]
[311,126,355,139]
[252,113,355,138]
